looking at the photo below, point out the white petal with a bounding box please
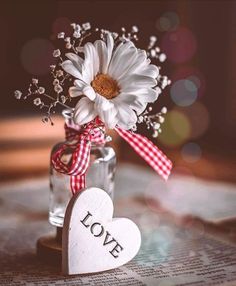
[113,93,147,115]
[134,88,158,102]
[74,79,86,90]
[114,101,137,130]
[73,97,97,125]
[138,64,159,78]
[102,33,114,73]
[94,40,107,73]
[82,42,99,83]
[61,60,83,79]
[94,94,118,128]
[119,74,157,90]
[66,53,83,71]
[108,41,136,80]
[132,100,147,115]
[82,85,96,101]
[69,86,83,97]
[118,88,158,103]
[119,49,147,77]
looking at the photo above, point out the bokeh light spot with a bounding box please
[138,211,160,231]
[171,66,206,97]
[156,11,180,32]
[161,27,197,63]
[181,142,202,163]
[21,38,56,75]
[180,102,210,139]
[187,75,201,89]
[171,79,198,106]
[158,110,191,147]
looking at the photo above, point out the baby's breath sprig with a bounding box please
[96,25,139,46]
[136,106,168,138]
[147,35,167,63]
[56,22,92,54]
[15,77,72,125]
[119,26,139,43]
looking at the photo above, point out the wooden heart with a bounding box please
[62,187,141,275]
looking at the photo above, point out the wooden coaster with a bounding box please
[36,227,62,265]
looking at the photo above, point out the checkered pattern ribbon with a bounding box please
[51,119,172,194]
[51,119,106,194]
[115,127,172,181]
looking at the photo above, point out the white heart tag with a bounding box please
[62,187,141,275]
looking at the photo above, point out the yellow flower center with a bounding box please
[91,74,120,99]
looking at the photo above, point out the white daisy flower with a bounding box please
[61,33,159,129]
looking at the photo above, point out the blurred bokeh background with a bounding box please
[0,0,235,183]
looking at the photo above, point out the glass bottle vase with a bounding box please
[49,112,116,228]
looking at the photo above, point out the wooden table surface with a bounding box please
[0,164,236,285]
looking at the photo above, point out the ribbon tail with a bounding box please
[70,175,86,194]
[115,127,173,180]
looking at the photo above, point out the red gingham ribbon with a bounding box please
[115,127,172,181]
[51,119,172,194]
[51,118,106,194]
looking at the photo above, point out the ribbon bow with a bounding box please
[52,119,172,194]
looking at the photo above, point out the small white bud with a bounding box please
[54,84,63,93]
[132,125,137,131]
[150,35,157,42]
[38,87,45,94]
[33,98,42,106]
[82,22,91,30]
[14,90,22,99]
[53,49,61,57]
[162,80,169,89]
[132,25,139,33]
[64,37,70,43]
[112,32,119,39]
[150,49,156,57]
[56,70,64,77]
[159,116,165,123]
[60,95,66,103]
[161,107,167,114]
[73,31,81,38]
[57,32,65,39]
[32,78,38,84]
[138,115,144,123]
[153,130,158,138]
[75,24,81,32]
[155,86,162,96]
[53,79,59,86]
[106,135,112,142]
[159,53,166,62]
[66,43,72,49]
[154,122,160,130]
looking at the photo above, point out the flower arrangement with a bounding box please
[15,21,173,193]
[15,22,170,138]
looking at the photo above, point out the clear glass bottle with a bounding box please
[49,111,116,227]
